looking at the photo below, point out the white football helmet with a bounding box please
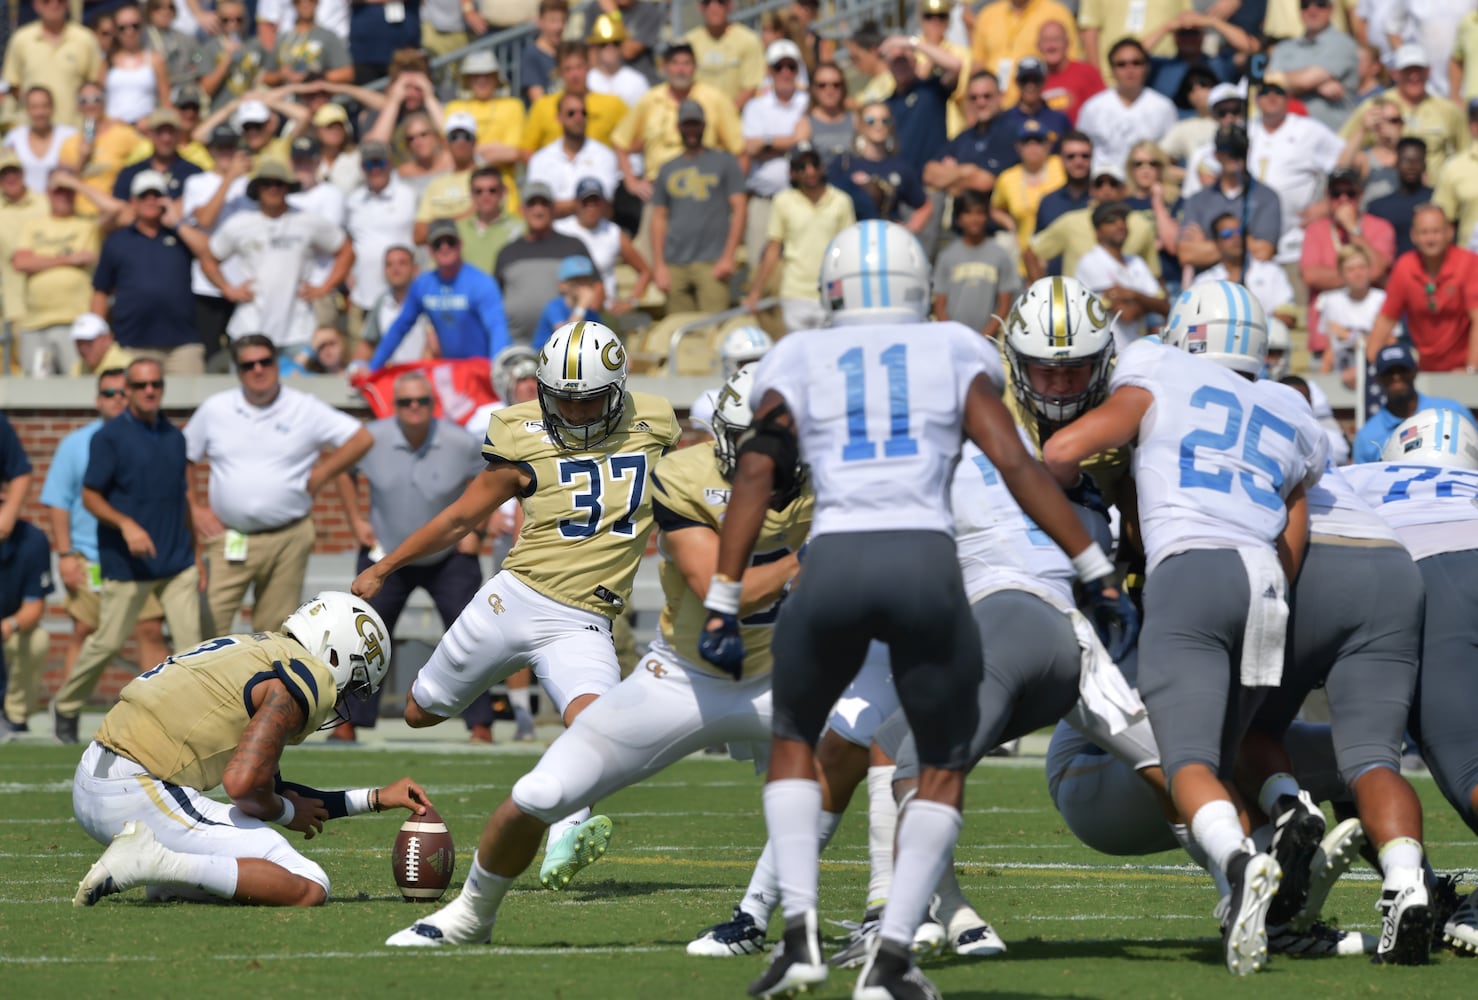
[282,592,391,701]
[1165,280,1268,375]
[536,320,628,450]
[1381,409,1478,469]
[819,220,931,325]
[1002,276,1116,424]
[720,325,773,378]
[1264,316,1291,380]
[711,362,756,480]
[492,344,539,403]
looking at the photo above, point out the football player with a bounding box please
[701,221,1129,999]
[383,363,810,948]
[689,325,775,432]
[1043,281,1328,976]
[1345,411,1478,954]
[352,320,680,892]
[72,592,428,908]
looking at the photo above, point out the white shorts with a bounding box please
[510,642,773,823]
[412,571,621,719]
[824,642,898,748]
[72,742,329,894]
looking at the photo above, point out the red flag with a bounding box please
[351,358,499,424]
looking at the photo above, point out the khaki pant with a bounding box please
[53,568,204,718]
[130,343,206,376]
[667,262,732,315]
[743,195,772,288]
[64,579,163,630]
[3,628,51,725]
[422,24,470,57]
[203,516,316,636]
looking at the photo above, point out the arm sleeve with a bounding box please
[369,278,425,371]
[82,426,118,493]
[39,434,81,509]
[0,414,32,480]
[274,777,350,819]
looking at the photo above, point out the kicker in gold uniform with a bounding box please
[72,592,433,908]
[383,362,811,949]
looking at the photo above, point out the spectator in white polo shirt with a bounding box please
[182,125,253,370]
[740,39,810,289]
[1075,38,1178,174]
[208,159,353,357]
[1247,73,1344,264]
[554,177,652,306]
[286,134,348,329]
[525,91,620,219]
[185,333,373,636]
[345,140,417,338]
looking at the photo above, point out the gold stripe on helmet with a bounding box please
[564,322,586,381]
[1050,277,1069,348]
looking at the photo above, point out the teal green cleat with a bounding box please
[539,815,614,890]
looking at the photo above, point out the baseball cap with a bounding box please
[246,160,301,199]
[663,40,695,61]
[1091,200,1132,227]
[1017,118,1049,142]
[460,49,500,77]
[790,141,821,168]
[1328,166,1362,191]
[290,135,322,160]
[427,218,461,244]
[234,99,272,127]
[1259,71,1289,96]
[678,99,706,124]
[585,12,627,45]
[142,107,182,130]
[312,103,350,128]
[1207,81,1246,110]
[1393,43,1429,71]
[207,124,241,149]
[71,313,110,342]
[129,169,171,197]
[0,150,21,173]
[360,139,391,163]
[574,176,606,201]
[1214,123,1250,158]
[1375,342,1418,374]
[1092,162,1127,184]
[558,255,597,281]
[445,111,479,138]
[766,39,803,67]
[171,83,205,108]
[1015,57,1045,82]
[522,179,554,204]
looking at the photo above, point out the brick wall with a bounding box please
[9,404,373,708]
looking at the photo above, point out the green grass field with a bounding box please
[6,741,1477,998]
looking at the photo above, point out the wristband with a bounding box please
[1071,545,1114,584]
[705,575,742,615]
[346,788,374,816]
[273,796,296,827]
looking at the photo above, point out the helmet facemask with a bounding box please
[538,382,626,451]
[1006,341,1115,425]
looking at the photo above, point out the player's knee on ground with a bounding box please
[511,770,569,825]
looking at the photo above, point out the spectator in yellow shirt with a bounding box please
[971,0,1081,87]
[991,119,1066,263]
[1,0,105,128]
[442,50,524,212]
[521,43,628,159]
[685,0,767,108]
[59,82,143,213]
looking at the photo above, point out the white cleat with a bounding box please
[910,915,947,963]
[1290,817,1366,932]
[74,821,173,907]
[951,922,1007,958]
[385,892,495,947]
[1444,889,1478,954]
[1222,846,1281,976]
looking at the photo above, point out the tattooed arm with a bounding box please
[222,680,328,837]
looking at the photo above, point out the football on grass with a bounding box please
[392,808,456,902]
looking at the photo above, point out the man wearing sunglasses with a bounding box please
[51,358,204,745]
[1340,44,1465,180]
[1264,0,1359,132]
[526,92,621,219]
[345,140,417,336]
[1174,124,1283,274]
[740,40,810,274]
[413,112,485,246]
[1247,73,1344,264]
[1300,168,1394,356]
[1076,38,1177,177]
[1367,205,1478,375]
[2,0,104,128]
[684,0,765,108]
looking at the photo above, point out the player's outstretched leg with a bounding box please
[1222,841,1282,976]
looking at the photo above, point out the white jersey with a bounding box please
[753,320,1000,538]
[1342,461,1478,560]
[1307,461,1400,542]
[1112,341,1327,570]
[952,437,1074,608]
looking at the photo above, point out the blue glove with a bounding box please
[1065,473,1109,521]
[1087,584,1140,662]
[698,611,746,680]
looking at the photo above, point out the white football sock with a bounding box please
[933,854,982,934]
[545,806,591,849]
[461,850,512,918]
[879,800,961,949]
[1173,821,1231,898]
[1190,799,1247,875]
[508,687,533,715]
[866,765,898,910]
[763,779,822,919]
[1257,773,1302,817]
[739,810,844,924]
[169,853,239,899]
[1378,837,1424,891]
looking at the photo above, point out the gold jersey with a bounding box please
[483,392,681,619]
[94,634,339,792]
[651,444,813,681]
[1001,353,1131,508]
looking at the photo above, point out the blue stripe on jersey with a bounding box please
[876,220,891,307]
[241,669,279,717]
[164,782,224,826]
[859,222,873,308]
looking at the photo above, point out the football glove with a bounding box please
[1087,583,1139,662]
[698,611,746,680]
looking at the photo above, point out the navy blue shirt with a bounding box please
[0,413,32,484]
[93,224,198,350]
[1148,56,1236,108]
[1367,186,1432,260]
[996,105,1073,151]
[886,76,952,175]
[938,117,1019,178]
[520,45,558,105]
[0,520,53,620]
[349,0,421,70]
[84,409,194,581]
[827,153,926,223]
[113,156,201,202]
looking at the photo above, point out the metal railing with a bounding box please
[369,0,907,96]
[666,299,778,373]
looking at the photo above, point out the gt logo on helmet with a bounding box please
[355,613,386,669]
